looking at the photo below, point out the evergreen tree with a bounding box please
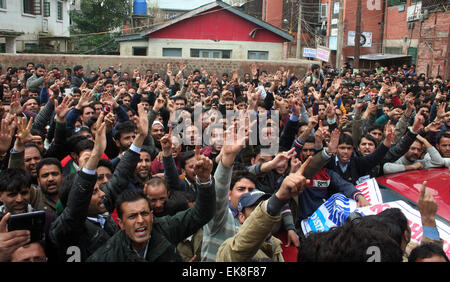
[70,0,130,54]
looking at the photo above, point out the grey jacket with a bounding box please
[26,73,44,93]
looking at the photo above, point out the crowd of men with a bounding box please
[0,60,448,263]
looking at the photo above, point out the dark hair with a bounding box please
[113,120,136,140]
[353,214,403,248]
[236,96,246,104]
[408,243,449,262]
[230,170,257,191]
[35,64,45,70]
[73,65,83,72]
[173,96,187,104]
[24,143,43,157]
[103,79,114,87]
[116,189,150,219]
[22,96,40,106]
[367,123,384,134]
[0,168,32,193]
[71,137,94,155]
[36,158,62,177]
[377,208,409,236]
[97,158,114,173]
[438,133,450,145]
[30,128,45,141]
[180,151,195,170]
[297,222,403,262]
[304,136,315,144]
[358,134,378,147]
[338,132,354,146]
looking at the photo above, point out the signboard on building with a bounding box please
[303,48,317,58]
[329,36,337,50]
[407,2,422,22]
[316,46,330,62]
[347,31,373,47]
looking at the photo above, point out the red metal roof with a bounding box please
[376,168,450,222]
[143,1,292,43]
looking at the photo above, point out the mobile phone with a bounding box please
[7,211,45,242]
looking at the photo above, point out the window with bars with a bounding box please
[248,51,269,60]
[23,0,42,15]
[43,0,50,17]
[190,49,231,59]
[57,1,63,20]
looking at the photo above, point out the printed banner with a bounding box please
[356,201,450,258]
[300,193,358,235]
[315,46,330,62]
[355,178,383,206]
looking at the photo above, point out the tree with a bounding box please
[70,0,130,54]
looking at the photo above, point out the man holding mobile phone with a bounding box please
[0,168,56,260]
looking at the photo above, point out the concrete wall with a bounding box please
[0,53,317,77]
[141,38,285,60]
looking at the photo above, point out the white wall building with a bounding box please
[0,0,70,53]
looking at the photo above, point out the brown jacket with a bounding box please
[216,201,284,262]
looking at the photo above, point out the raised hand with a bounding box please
[221,121,249,167]
[289,157,302,174]
[383,120,396,147]
[15,116,33,149]
[75,89,93,110]
[418,181,438,228]
[54,95,74,122]
[263,148,296,173]
[0,115,16,154]
[326,129,340,155]
[9,91,23,115]
[424,121,443,134]
[153,94,166,113]
[277,156,312,201]
[194,153,213,183]
[435,102,447,122]
[160,125,173,157]
[412,112,425,133]
[135,103,149,139]
[93,112,106,149]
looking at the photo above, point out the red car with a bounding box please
[376,168,450,224]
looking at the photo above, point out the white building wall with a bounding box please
[0,0,70,51]
[120,40,150,56]
[120,38,284,60]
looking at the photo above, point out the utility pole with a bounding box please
[354,0,362,70]
[130,0,134,30]
[336,0,344,72]
[296,0,302,59]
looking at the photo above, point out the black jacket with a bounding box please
[326,143,389,185]
[48,148,141,262]
[70,73,99,89]
[87,178,216,262]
